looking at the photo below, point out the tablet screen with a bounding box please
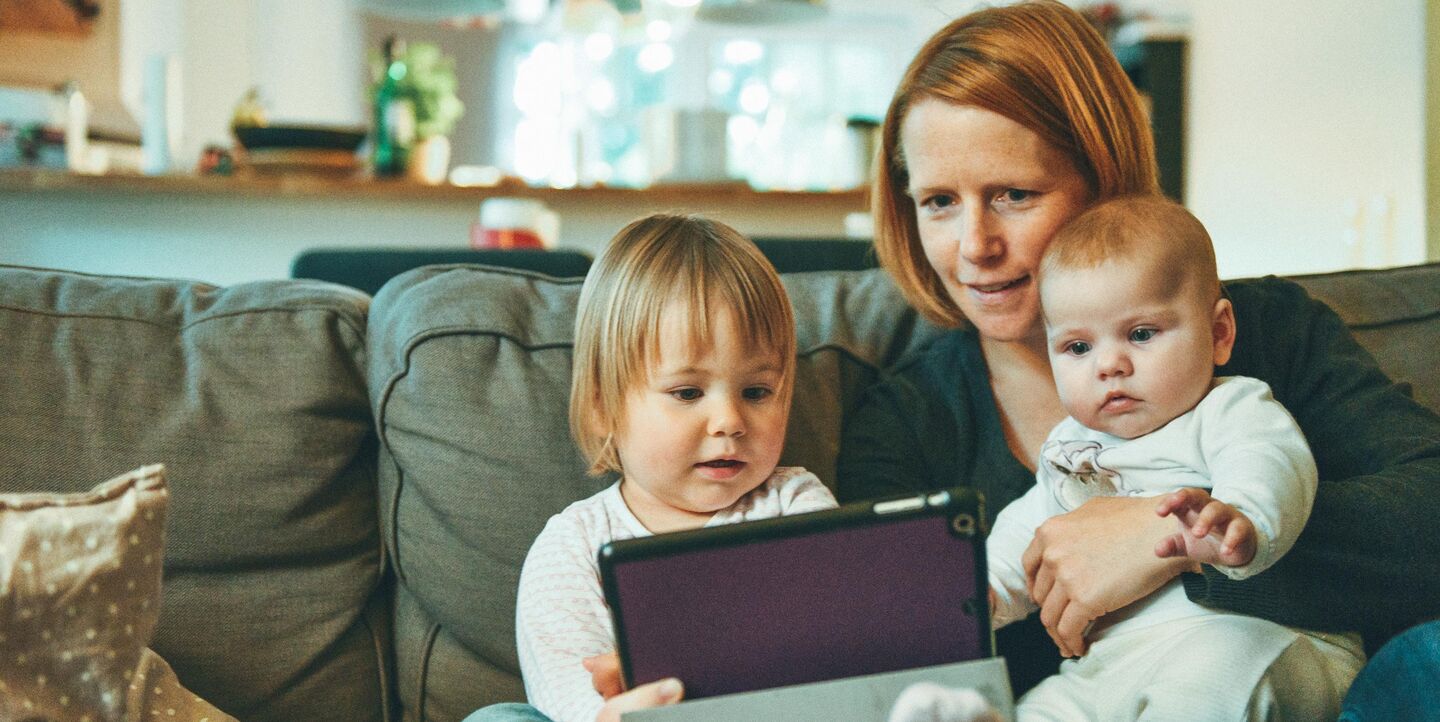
[600,490,989,700]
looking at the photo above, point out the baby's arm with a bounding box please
[1181,377,1318,580]
[987,482,1053,629]
[1154,487,1256,567]
[516,516,616,722]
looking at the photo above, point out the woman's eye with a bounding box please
[1130,328,1157,343]
[742,387,773,402]
[1064,341,1091,356]
[997,188,1033,204]
[671,388,702,401]
[918,194,955,213]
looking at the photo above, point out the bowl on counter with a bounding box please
[232,124,368,177]
[232,124,367,152]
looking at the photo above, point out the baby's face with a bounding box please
[613,301,789,531]
[1041,258,1230,439]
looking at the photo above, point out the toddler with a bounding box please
[986,195,1366,720]
[513,213,837,722]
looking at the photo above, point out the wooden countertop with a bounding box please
[0,168,869,206]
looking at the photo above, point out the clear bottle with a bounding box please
[373,36,415,177]
[61,81,89,173]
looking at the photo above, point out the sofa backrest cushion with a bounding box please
[1288,262,1440,414]
[0,265,388,722]
[366,264,943,717]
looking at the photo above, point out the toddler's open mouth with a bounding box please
[695,458,746,479]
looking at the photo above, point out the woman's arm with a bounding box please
[1188,279,1440,645]
[1021,496,1198,655]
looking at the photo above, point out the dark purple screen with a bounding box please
[611,515,983,699]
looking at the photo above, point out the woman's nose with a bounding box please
[957,207,1002,265]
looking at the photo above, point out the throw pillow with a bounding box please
[0,464,235,721]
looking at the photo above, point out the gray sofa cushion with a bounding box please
[367,264,942,717]
[1289,262,1440,413]
[0,266,388,721]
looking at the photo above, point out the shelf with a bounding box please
[0,168,869,206]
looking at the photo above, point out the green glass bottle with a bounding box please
[373,36,415,177]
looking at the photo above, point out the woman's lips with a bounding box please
[965,275,1030,303]
[695,459,745,480]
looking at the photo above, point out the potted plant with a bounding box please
[371,40,464,184]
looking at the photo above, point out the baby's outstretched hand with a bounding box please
[1153,488,1256,567]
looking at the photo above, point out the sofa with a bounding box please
[1,258,1436,721]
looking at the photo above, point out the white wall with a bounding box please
[3,0,1432,285]
[117,0,365,170]
[1185,1,1427,277]
[0,187,859,286]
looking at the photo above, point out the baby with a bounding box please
[985,195,1365,720]
[513,213,837,722]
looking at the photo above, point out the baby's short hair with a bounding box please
[1041,194,1221,304]
[569,213,795,476]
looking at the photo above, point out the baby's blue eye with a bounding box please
[671,388,702,401]
[1130,328,1157,343]
[1065,341,1091,356]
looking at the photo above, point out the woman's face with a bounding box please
[900,100,1093,344]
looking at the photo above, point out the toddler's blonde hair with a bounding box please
[569,214,796,476]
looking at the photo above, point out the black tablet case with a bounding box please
[599,488,991,700]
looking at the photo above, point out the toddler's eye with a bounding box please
[1064,341,1091,356]
[742,386,773,402]
[671,388,702,401]
[1130,328,1157,343]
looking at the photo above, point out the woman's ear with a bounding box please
[1211,297,1236,366]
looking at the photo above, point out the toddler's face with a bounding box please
[1041,258,1232,439]
[614,301,789,532]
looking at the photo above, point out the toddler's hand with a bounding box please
[585,652,683,722]
[1153,488,1256,567]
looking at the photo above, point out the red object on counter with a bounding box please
[471,222,545,250]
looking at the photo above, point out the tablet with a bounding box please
[598,487,991,700]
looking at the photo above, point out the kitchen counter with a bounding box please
[0,168,866,205]
[0,168,871,286]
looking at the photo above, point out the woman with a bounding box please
[836,0,1440,711]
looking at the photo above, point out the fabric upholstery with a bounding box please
[3,255,1437,722]
[366,264,943,717]
[0,265,387,721]
[1288,262,1440,413]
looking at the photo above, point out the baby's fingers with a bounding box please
[1189,500,1233,539]
[1154,533,1186,559]
[1219,515,1256,564]
[1155,488,1208,518]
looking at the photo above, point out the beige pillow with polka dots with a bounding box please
[0,464,235,721]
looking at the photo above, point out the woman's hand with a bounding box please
[584,653,684,722]
[1021,495,1199,657]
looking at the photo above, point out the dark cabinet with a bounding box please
[1115,36,1186,202]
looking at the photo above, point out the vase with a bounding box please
[407,135,451,185]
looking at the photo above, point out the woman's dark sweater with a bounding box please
[836,276,1440,694]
